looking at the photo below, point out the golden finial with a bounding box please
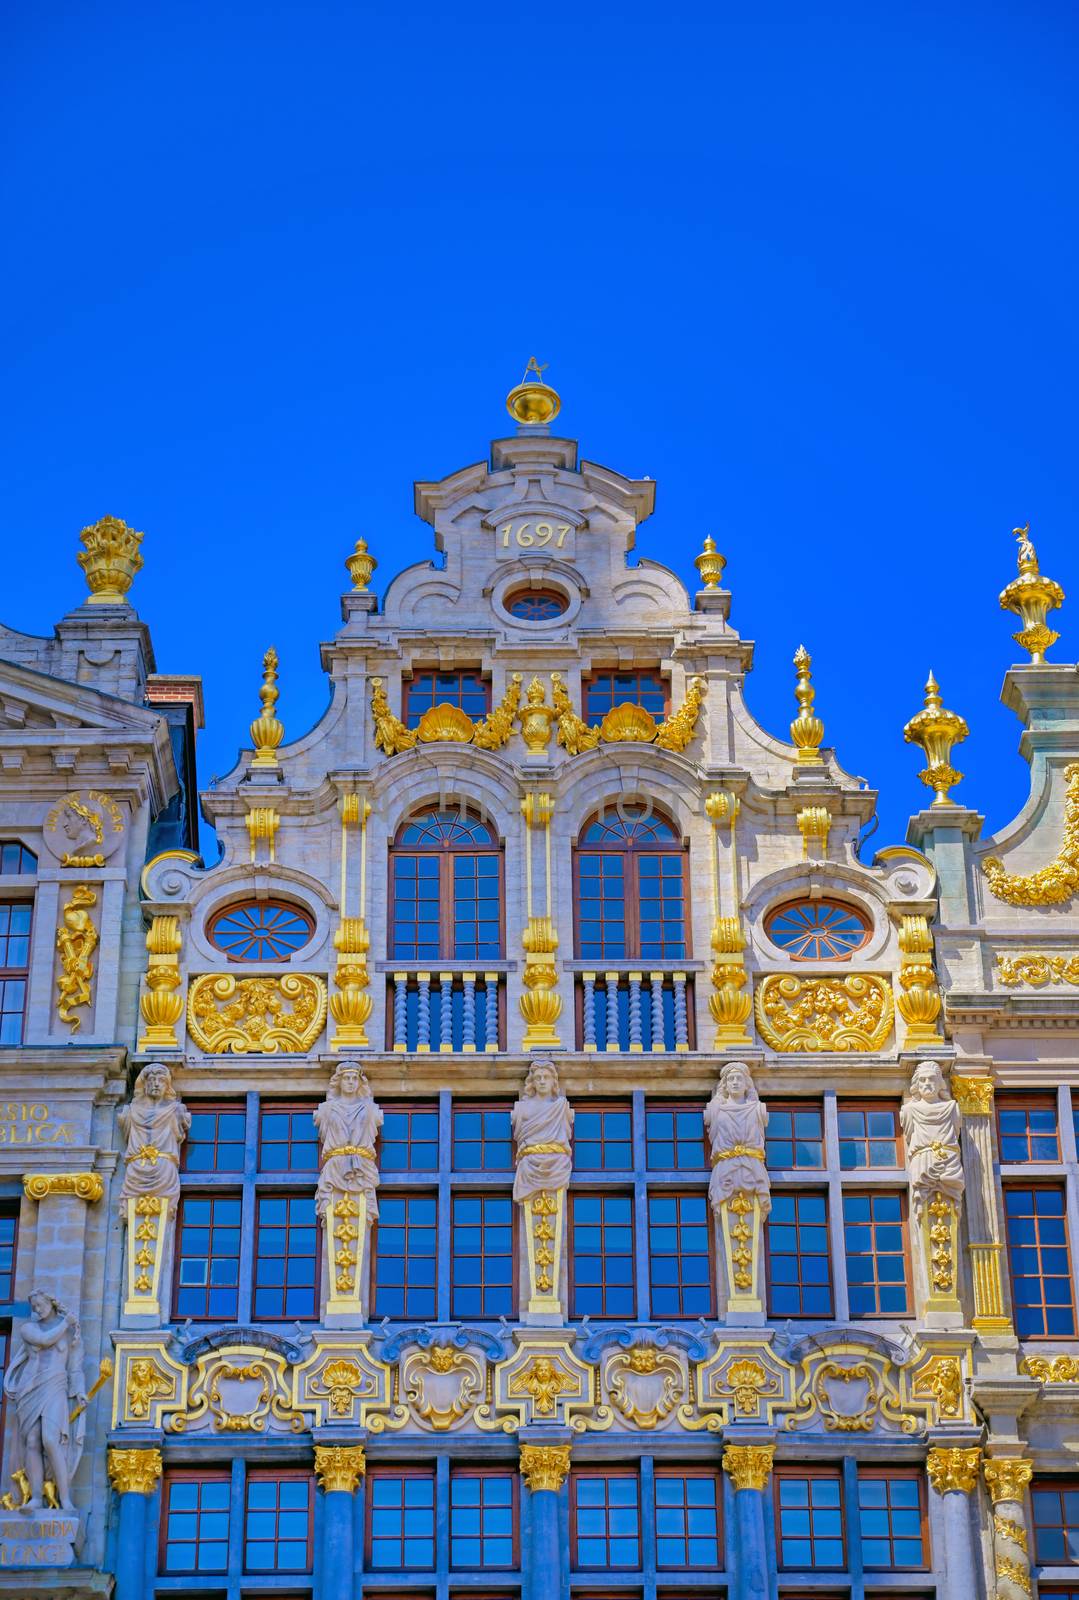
[77,515,144,604]
[903,671,969,805]
[250,647,284,768]
[506,359,561,427]
[790,645,824,765]
[345,536,377,592]
[695,536,726,590]
[1000,523,1064,663]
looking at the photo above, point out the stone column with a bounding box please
[520,1442,571,1600]
[984,1457,1034,1600]
[722,1442,774,1600]
[314,1444,366,1600]
[108,1447,162,1600]
[22,1171,103,1309]
[952,1075,1012,1331]
[926,1446,981,1595]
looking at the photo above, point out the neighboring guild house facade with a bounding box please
[0,370,1077,1600]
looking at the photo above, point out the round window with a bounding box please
[208,900,314,962]
[765,898,870,961]
[505,586,568,621]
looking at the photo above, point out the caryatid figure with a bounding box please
[5,1290,88,1513]
[705,1062,770,1312]
[512,1059,574,1315]
[118,1062,190,1316]
[314,1063,383,1315]
[900,1060,964,1311]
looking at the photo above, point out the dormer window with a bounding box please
[583,671,668,725]
[404,671,490,729]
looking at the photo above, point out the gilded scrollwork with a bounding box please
[545,673,707,755]
[786,1354,916,1436]
[998,951,1079,987]
[170,1347,310,1435]
[187,972,328,1054]
[479,1337,610,1434]
[754,973,894,1053]
[604,1343,686,1429]
[294,1339,397,1429]
[402,1342,486,1431]
[983,761,1079,906]
[55,885,98,1031]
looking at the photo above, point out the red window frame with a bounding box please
[582,669,669,724]
[252,1190,321,1321]
[569,1190,636,1320]
[0,1204,19,1304]
[774,1466,846,1572]
[180,1100,247,1174]
[450,1190,517,1320]
[1004,1182,1077,1339]
[257,1101,319,1173]
[1032,1476,1079,1566]
[837,1100,903,1169]
[764,897,871,960]
[173,1191,243,1322]
[159,1467,232,1575]
[379,1102,440,1173]
[766,1190,834,1319]
[370,1191,438,1321]
[997,1092,1061,1163]
[569,1468,641,1571]
[764,1100,825,1169]
[505,586,568,620]
[243,1467,315,1575]
[365,1466,437,1572]
[653,1466,723,1570]
[573,806,690,962]
[207,897,315,962]
[452,1102,514,1171]
[389,807,504,962]
[842,1190,912,1318]
[0,900,32,1048]
[403,669,491,728]
[572,1101,633,1171]
[647,1190,716,1320]
[856,1467,928,1570]
[645,1102,708,1172]
[448,1467,520,1570]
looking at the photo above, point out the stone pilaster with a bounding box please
[926,1446,982,1595]
[952,1074,1012,1332]
[108,1447,162,1600]
[314,1444,366,1600]
[520,1441,571,1600]
[984,1457,1034,1600]
[722,1441,774,1600]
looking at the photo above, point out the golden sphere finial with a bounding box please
[507,358,561,427]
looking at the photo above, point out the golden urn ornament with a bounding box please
[250,647,284,768]
[518,676,556,756]
[695,535,726,589]
[903,671,969,805]
[345,537,377,592]
[1000,524,1064,663]
[78,515,144,604]
[506,358,561,427]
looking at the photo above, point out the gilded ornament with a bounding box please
[249,647,284,768]
[912,1356,962,1421]
[55,884,98,1032]
[984,1458,1034,1503]
[722,1444,774,1492]
[605,1344,685,1428]
[695,534,726,589]
[329,917,373,1049]
[415,703,475,743]
[927,1191,958,1296]
[506,358,561,427]
[519,1443,571,1492]
[78,515,144,604]
[1019,1353,1079,1382]
[998,951,1079,986]
[44,788,125,867]
[994,1513,1028,1551]
[996,1554,1033,1596]
[107,1447,162,1496]
[754,972,894,1052]
[308,1358,366,1417]
[895,914,942,1046]
[314,1445,366,1494]
[550,672,600,754]
[598,701,657,743]
[718,1358,780,1418]
[472,673,523,750]
[23,1171,104,1202]
[1000,524,1064,663]
[903,671,968,805]
[984,762,1079,906]
[797,806,830,858]
[126,1357,175,1421]
[370,676,417,754]
[790,645,824,764]
[926,1446,981,1495]
[187,972,328,1054]
[137,914,184,1050]
[708,917,752,1048]
[171,1347,306,1435]
[518,676,556,755]
[509,1356,574,1417]
[345,536,377,591]
[245,806,279,863]
[655,675,707,752]
[951,1075,995,1116]
[520,917,562,1050]
[402,1343,484,1430]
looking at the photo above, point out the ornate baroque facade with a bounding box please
[0,370,1077,1599]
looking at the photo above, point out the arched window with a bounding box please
[390,807,502,961]
[574,804,688,960]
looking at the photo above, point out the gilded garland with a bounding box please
[983,761,1079,907]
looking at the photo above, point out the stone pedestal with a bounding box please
[0,1511,79,1570]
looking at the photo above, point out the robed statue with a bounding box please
[900,1059,964,1220]
[705,1062,770,1218]
[4,1291,87,1512]
[118,1061,190,1206]
[511,1059,573,1202]
[314,1062,383,1222]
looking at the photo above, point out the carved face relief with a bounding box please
[912,1063,945,1102]
[531,1065,557,1098]
[143,1067,168,1100]
[338,1067,362,1097]
[723,1067,749,1102]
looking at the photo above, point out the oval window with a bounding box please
[208,900,314,962]
[765,898,870,961]
[505,586,568,621]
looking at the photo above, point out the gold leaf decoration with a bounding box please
[754,973,893,1053]
[187,973,328,1054]
[983,761,1079,906]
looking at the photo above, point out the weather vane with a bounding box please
[523,357,548,382]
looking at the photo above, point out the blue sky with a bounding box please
[4,1,1077,853]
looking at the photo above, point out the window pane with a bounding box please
[253,1192,318,1320]
[767,1193,834,1318]
[843,1191,910,1317]
[1005,1186,1077,1338]
[368,1471,435,1570]
[161,1473,231,1574]
[450,1471,517,1569]
[648,1192,714,1318]
[174,1195,242,1321]
[776,1471,845,1570]
[654,1471,721,1568]
[571,1473,640,1569]
[453,1104,513,1170]
[373,1194,438,1320]
[451,1192,514,1319]
[243,1473,313,1574]
[571,1193,635,1319]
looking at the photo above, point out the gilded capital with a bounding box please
[107,1447,162,1496]
[984,1458,1034,1505]
[314,1444,366,1493]
[519,1443,571,1492]
[927,1446,982,1495]
[722,1443,775,1491]
[23,1171,103,1203]
[952,1075,995,1117]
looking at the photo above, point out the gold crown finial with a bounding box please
[507,359,561,427]
[695,535,726,590]
[250,646,284,768]
[77,515,144,604]
[345,536,377,592]
[790,645,824,764]
[903,669,969,805]
[1000,522,1064,662]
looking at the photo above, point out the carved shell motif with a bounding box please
[597,703,659,743]
[415,704,476,744]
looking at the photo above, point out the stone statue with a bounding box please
[511,1059,574,1202]
[314,1062,383,1222]
[3,1291,87,1512]
[900,1059,964,1219]
[705,1062,770,1218]
[118,1062,190,1206]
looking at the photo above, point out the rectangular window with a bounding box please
[252,1193,319,1320]
[1032,1478,1079,1564]
[857,1469,927,1569]
[577,854,627,960]
[767,1192,833,1318]
[182,1103,246,1173]
[584,670,667,723]
[765,1103,824,1169]
[998,1094,1061,1163]
[775,1468,845,1570]
[646,1104,707,1171]
[1004,1184,1076,1338]
[654,1468,722,1569]
[449,1469,517,1569]
[174,1194,242,1321]
[367,1469,436,1570]
[405,669,490,727]
[570,1193,635,1319]
[244,1470,314,1573]
[571,1470,641,1570]
[372,1194,437,1319]
[637,854,687,960]
[648,1192,714,1318]
[0,1207,19,1302]
[451,1192,514,1318]
[160,1470,231,1574]
[391,854,441,960]
[838,1102,902,1169]
[452,854,501,960]
[0,902,31,1047]
[453,1103,513,1170]
[258,1104,319,1172]
[843,1191,910,1317]
[574,1103,633,1170]
[380,1104,439,1172]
